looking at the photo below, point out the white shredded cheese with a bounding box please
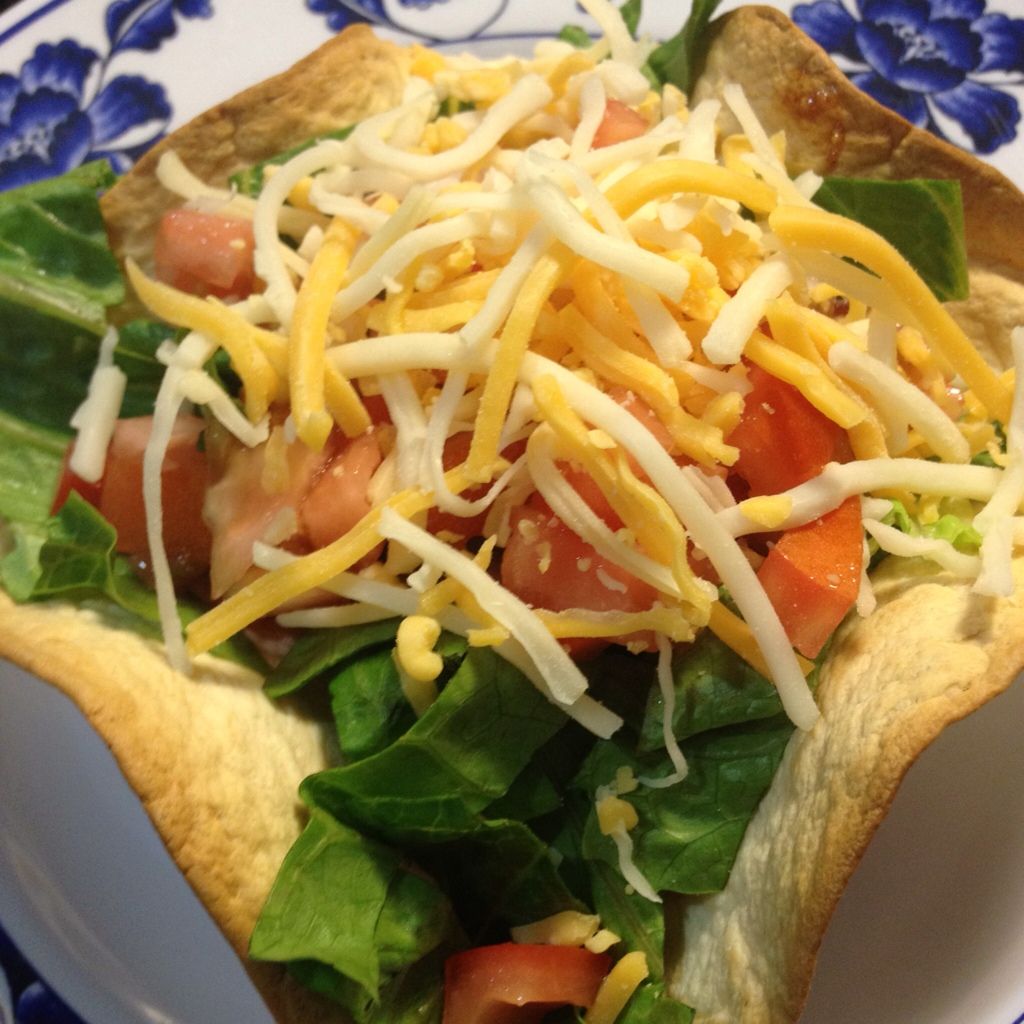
[701,256,793,365]
[69,327,126,483]
[828,340,969,462]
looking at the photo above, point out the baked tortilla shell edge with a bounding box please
[99,25,410,293]
[676,8,1024,1021]
[0,591,350,1024]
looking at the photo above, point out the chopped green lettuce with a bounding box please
[813,177,969,302]
[230,126,355,198]
[114,319,179,417]
[646,0,726,95]
[255,632,793,1017]
[0,409,65,525]
[0,162,124,430]
[300,647,568,840]
[578,716,793,895]
[0,493,259,667]
[250,808,455,1016]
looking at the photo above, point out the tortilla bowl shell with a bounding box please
[672,557,1024,1023]
[100,24,409,293]
[674,8,1024,1022]
[0,592,351,1023]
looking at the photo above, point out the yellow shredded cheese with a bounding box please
[395,614,444,683]
[596,794,639,835]
[510,911,603,947]
[466,249,572,481]
[737,494,794,529]
[770,205,1012,421]
[583,951,650,1024]
[126,260,282,421]
[289,217,364,448]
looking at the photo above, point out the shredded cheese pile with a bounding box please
[88,0,1020,749]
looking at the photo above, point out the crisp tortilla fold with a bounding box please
[675,8,1024,1023]
[0,9,1023,1024]
[0,592,347,1023]
[101,24,410,294]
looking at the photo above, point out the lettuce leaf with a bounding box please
[879,498,982,554]
[300,647,568,840]
[578,715,793,895]
[230,126,355,198]
[0,162,124,430]
[329,632,466,762]
[114,319,179,417]
[0,409,65,526]
[813,177,969,302]
[264,618,403,698]
[646,0,725,94]
[250,809,455,1013]
[0,493,259,667]
[639,629,787,749]
[0,493,158,615]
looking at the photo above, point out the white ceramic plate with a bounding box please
[1,1,1023,1022]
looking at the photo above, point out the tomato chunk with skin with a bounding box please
[757,496,863,658]
[204,431,330,598]
[501,474,660,657]
[427,432,526,542]
[443,943,610,1024]
[51,447,103,514]
[727,364,852,497]
[97,415,212,580]
[301,431,383,549]
[592,98,648,149]
[154,208,256,298]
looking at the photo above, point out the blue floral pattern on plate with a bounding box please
[792,0,1024,154]
[0,921,84,1024]
[307,0,511,43]
[0,0,211,189]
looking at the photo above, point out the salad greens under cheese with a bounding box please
[0,0,1021,1021]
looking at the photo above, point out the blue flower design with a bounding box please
[0,921,85,1024]
[306,0,450,32]
[0,40,170,188]
[306,0,375,32]
[105,0,213,55]
[793,0,1024,154]
[0,0,214,191]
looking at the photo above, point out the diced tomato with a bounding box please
[443,943,610,1024]
[204,430,330,598]
[360,392,392,426]
[727,364,852,497]
[757,496,863,658]
[154,208,256,299]
[301,432,383,548]
[205,425,389,598]
[427,433,526,542]
[97,415,212,581]
[592,98,648,149]
[501,480,659,656]
[51,447,103,514]
[608,386,674,453]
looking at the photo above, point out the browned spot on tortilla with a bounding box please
[779,73,846,173]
